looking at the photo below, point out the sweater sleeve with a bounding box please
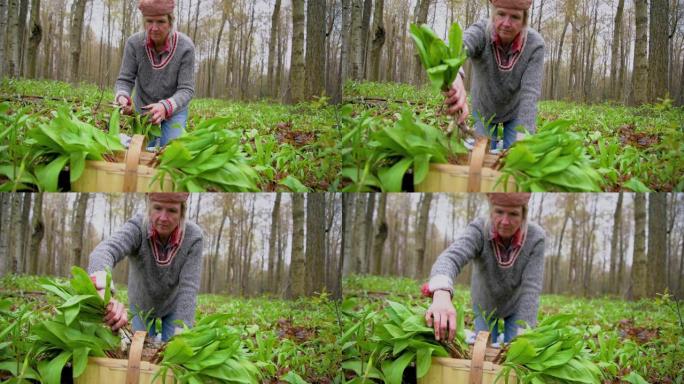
[165,42,195,114]
[517,38,545,134]
[428,220,485,293]
[114,37,138,100]
[87,217,143,274]
[463,20,488,59]
[173,235,203,327]
[515,235,545,328]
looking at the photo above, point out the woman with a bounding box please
[88,193,203,341]
[445,0,544,151]
[115,0,195,148]
[425,193,545,345]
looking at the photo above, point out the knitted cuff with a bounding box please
[427,275,454,297]
[159,99,175,118]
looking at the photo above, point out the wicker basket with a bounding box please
[417,332,517,384]
[75,331,173,384]
[71,135,174,192]
[415,137,516,192]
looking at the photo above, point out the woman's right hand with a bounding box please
[443,75,469,125]
[425,290,457,341]
[92,274,128,331]
[103,296,128,331]
[116,95,133,115]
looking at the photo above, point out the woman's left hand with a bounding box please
[142,103,167,125]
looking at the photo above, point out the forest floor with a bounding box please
[1,273,682,383]
[342,82,684,192]
[0,78,342,192]
[1,78,682,192]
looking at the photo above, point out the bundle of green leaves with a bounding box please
[154,117,260,192]
[497,120,603,191]
[341,300,468,384]
[410,22,468,91]
[497,314,604,384]
[26,107,124,191]
[29,267,120,384]
[155,313,260,384]
[341,109,467,192]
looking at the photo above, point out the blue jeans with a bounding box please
[130,306,181,342]
[134,106,188,148]
[473,111,522,150]
[149,109,188,147]
[474,307,520,344]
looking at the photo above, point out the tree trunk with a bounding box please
[582,196,599,296]
[609,193,623,293]
[68,0,88,83]
[371,194,388,275]
[334,0,352,103]
[610,0,625,99]
[0,0,6,75]
[648,0,669,101]
[20,193,31,272]
[350,194,367,274]
[28,193,44,275]
[71,193,89,269]
[268,193,281,292]
[9,194,22,273]
[341,193,355,276]
[631,0,648,105]
[349,0,364,80]
[553,201,572,294]
[414,193,433,279]
[192,0,201,41]
[647,193,667,295]
[26,0,41,78]
[305,0,326,98]
[5,0,18,76]
[360,0,372,77]
[305,193,326,295]
[363,194,375,274]
[369,0,385,81]
[267,0,281,97]
[0,194,10,276]
[209,4,228,98]
[289,0,305,103]
[630,194,648,300]
[288,194,306,299]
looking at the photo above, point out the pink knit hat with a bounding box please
[487,193,531,207]
[490,0,532,10]
[138,0,175,16]
[149,193,189,203]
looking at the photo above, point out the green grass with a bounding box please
[1,273,682,383]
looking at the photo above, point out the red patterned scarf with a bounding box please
[489,221,527,268]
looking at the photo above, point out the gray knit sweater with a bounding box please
[464,20,545,133]
[87,214,203,327]
[115,30,195,116]
[428,217,545,327]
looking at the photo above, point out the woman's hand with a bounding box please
[103,298,128,331]
[443,75,470,125]
[95,287,128,331]
[142,103,167,125]
[425,290,456,341]
[116,95,133,115]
